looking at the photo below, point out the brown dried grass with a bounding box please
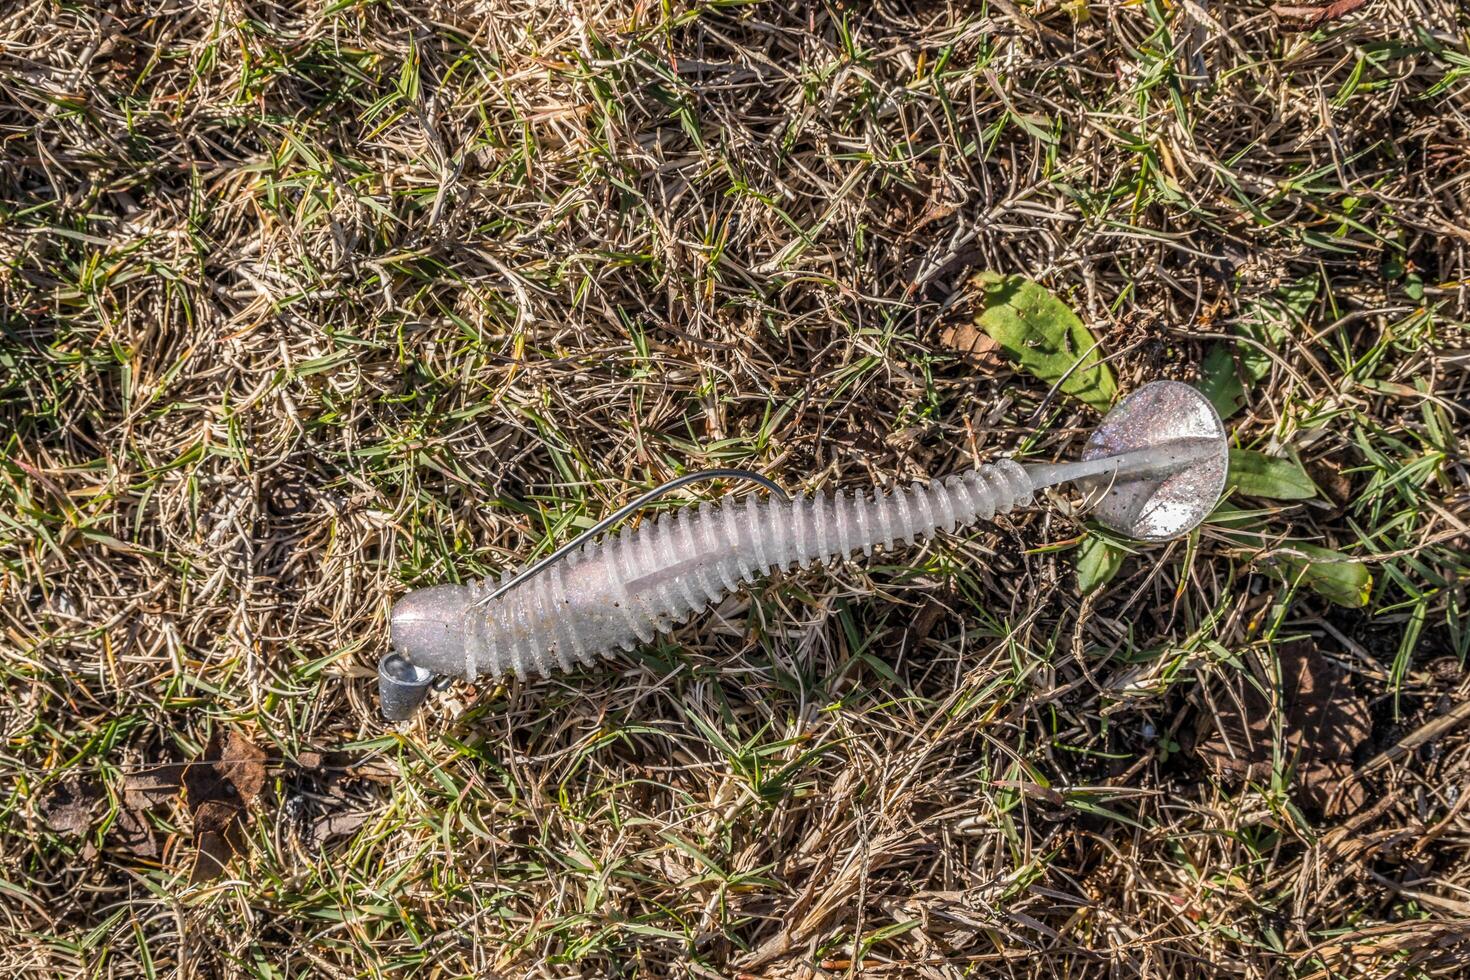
[2,0,1469,976]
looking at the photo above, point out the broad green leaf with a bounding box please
[1227,449,1319,500]
[1198,343,1245,420]
[1198,278,1319,419]
[1076,532,1125,595]
[1273,543,1373,608]
[1208,503,1372,607]
[971,272,1116,411]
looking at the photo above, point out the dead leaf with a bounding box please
[310,809,370,844]
[209,730,267,805]
[123,764,187,809]
[109,805,160,860]
[883,594,951,653]
[1427,657,1462,682]
[939,320,1004,367]
[37,776,101,837]
[906,200,960,239]
[1194,639,1371,817]
[909,598,949,642]
[104,763,188,862]
[190,800,246,883]
[1307,458,1353,513]
[992,779,1066,806]
[345,760,399,784]
[181,729,267,882]
[1272,0,1370,28]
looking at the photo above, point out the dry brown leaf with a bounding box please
[123,764,187,809]
[180,729,267,882]
[190,800,247,883]
[37,776,101,837]
[107,763,189,862]
[1272,0,1370,28]
[938,320,1004,367]
[1307,457,1353,512]
[1194,639,1371,817]
[883,594,951,654]
[310,809,370,844]
[345,760,399,784]
[992,779,1066,806]
[109,804,160,860]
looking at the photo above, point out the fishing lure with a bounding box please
[379,380,1227,719]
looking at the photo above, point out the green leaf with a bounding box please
[1227,449,1319,500]
[971,272,1116,411]
[1076,532,1126,595]
[1272,543,1373,608]
[1207,505,1372,608]
[1198,344,1244,419]
[1197,278,1319,420]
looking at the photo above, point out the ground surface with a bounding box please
[3,1,1470,977]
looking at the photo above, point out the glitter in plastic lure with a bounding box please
[378,381,1228,719]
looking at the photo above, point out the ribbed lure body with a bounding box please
[382,381,1232,719]
[452,460,1033,681]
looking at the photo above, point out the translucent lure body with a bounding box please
[381,381,1232,719]
[392,459,1033,682]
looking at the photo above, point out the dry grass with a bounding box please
[3,0,1470,976]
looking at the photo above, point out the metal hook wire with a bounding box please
[475,467,788,610]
